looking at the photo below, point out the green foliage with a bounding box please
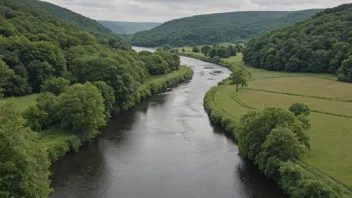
[56,82,106,140]
[23,105,50,132]
[229,68,248,91]
[337,56,352,82]
[235,107,310,161]
[41,77,70,96]
[93,81,115,118]
[131,10,321,46]
[23,0,129,49]
[289,103,311,116]
[201,45,211,55]
[36,92,59,123]
[243,4,352,83]
[0,100,51,197]
[279,161,342,198]
[0,60,30,97]
[27,60,55,92]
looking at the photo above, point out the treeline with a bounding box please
[243,3,352,82]
[131,9,321,47]
[192,44,244,58]
[0,0,186,197]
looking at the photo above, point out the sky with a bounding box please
[42,0,352,22]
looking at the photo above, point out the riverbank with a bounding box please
[13,66,194,163]
[179,51,352,196]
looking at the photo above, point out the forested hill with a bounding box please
[21,0,128,48]
[130,9,321,47]
[98,20,162,34]
[243,3,352,82]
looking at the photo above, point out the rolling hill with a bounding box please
[130,9,322,47]
[243,3,352,82]
[98,21,161,34]
[21,0,128,49]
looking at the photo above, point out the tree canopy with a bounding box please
[131,10,321,47]
[243,4,352,83]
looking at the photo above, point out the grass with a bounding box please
[1,94,39,112]
[211,80,352,188]
[182,47,352,189]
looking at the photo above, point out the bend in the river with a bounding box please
[49,47,286,198]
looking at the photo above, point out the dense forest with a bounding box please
[0,0,183,196]
[243,4,352,82]
[131,9,321,47]
[21,0,129,49]
[98,20,161,35]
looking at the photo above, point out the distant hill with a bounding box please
[243,4,352,82]
[21,0,128,48]
[98,21,162,35]
[131,9,322,47]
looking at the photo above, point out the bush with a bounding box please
[289,103,310,116]
[23,105,50,132]
[41,77,71,95]
[56,82,106,140]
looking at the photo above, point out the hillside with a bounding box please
[243,3,352,83]
[0,0,188,197]
[98,20,161,34]
[130,9,321,47]
[21,0,128,48]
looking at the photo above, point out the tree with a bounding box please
[201,45,211,55]
[163,44,172,51]
[229,68,248,91]
[337,57,352,82]
[36,92,59,124]
[0,100,51,197]
[27,60,55,92]
[93,81,115,118]
[236,107,310,160]
[192,46,200,53]
[41,77,71,95]
[22,105,50,132]
[259,127,307,162]
[0,60,30,97]
[56,82,106,140]
[289,103,310,116]
[182,48,185,52]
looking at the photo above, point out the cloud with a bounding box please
[41,0,351,22]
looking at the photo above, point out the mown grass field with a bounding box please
[206,52,352,188]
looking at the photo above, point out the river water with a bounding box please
[49,47,286,198]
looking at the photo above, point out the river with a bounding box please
[49,47,286,198]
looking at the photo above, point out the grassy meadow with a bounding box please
[183,46,352,189]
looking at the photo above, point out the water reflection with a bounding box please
[49,48,286,198]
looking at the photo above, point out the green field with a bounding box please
[205,53,352,188]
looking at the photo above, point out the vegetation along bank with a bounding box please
[0,0,193,197]
[175,42,352,197]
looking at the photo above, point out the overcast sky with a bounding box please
[42,0,351,22]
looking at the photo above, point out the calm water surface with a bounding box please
[49,47,286,198]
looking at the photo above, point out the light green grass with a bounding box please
[214,82,352,188]
[239,89,352,117]
[250,76,352,101]
[1,94,39,112]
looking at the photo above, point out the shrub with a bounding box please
[289,103,310,116]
